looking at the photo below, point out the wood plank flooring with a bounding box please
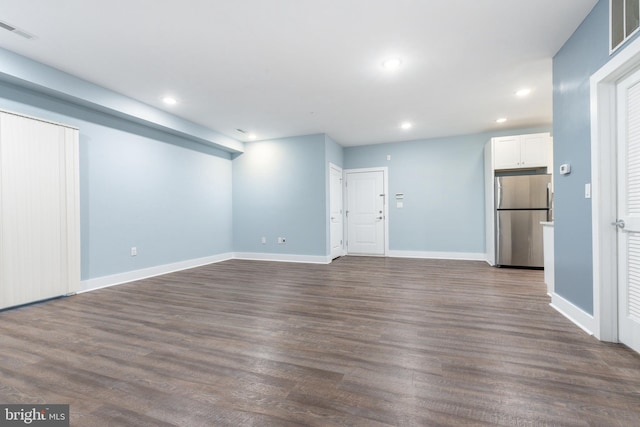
[1,257,639,426]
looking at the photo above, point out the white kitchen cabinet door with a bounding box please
[493,136,521,169]
[520,133,550,168]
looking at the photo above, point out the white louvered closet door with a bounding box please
[0,111,80,310]
[617,69,640,354]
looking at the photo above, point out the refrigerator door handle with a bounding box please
[495,213,501,266]
[496,181,502,209]
[546,184,551,221]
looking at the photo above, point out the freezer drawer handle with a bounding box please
[612,219,626,229]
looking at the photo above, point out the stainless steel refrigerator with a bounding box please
[495,174,551,268]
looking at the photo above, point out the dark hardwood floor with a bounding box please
[1,257,639,426]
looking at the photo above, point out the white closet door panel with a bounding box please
[0,113,75,309]
[629,234,640,320]
[617,69,640,353]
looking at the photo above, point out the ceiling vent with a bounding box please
[0,20,36,40]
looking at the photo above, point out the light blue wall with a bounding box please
[344,127,550,254]
[553,0,640,313]
[232,134,328,256]
[325,134,344,168]
[0,82,234,281]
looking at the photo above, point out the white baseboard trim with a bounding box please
[79,252,234,293]
[388,250,486,261]
[79,250,487,294]
[233,252,332,264]
[550,292,595,336]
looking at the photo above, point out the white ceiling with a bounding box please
[0,0,598,147]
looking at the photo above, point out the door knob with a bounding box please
[612,219,626,229]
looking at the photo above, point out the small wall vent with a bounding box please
[0,20,36,40]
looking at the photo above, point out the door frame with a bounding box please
[329,162,345,259]
[344,167,389,256]
[591,35,640,342]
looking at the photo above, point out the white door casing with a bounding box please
[616,69,640,353]
[591,34,640,348]
[345,168,387,255]
[329,164,343,259]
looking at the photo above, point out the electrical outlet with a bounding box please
[278,237,286,244]
[131,247,137,256]
[261,236,266,244]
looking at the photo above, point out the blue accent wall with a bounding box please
[0,82,234,281]
[232,134,329,256]
[553,0,640,313]
[344,127,549,254]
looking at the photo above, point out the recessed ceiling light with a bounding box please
[162,96,177,105]
[237,129,257,140]
[382,58,402,70]
[496,117,507,124]
[400,122,413,130]
[516,88,532,97]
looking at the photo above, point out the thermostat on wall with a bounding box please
[559,164,571,175]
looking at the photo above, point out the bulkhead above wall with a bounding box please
[0,47,244,155]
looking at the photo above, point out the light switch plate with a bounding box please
[585,183,591,199]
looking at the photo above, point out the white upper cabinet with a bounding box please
[492,135,520,169]
[492,133,550,170]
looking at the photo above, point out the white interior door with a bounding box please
[329,164,343,259]
[346,170,385,255]
[616,68,640,353]
[0,112,80,310]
